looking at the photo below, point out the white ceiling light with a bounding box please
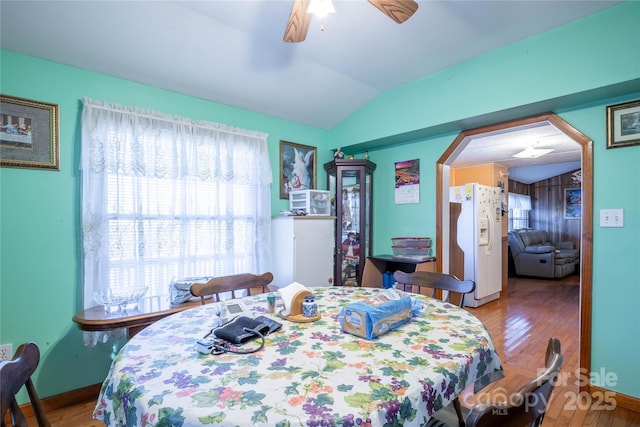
[513,146,555,159]
[308,0,335,18]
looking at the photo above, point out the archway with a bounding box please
[435,112,593,392]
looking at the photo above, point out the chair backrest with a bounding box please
[465,337,563,427]
[0,342,50,427]
[393,270,475,308]
[190,272,274,305]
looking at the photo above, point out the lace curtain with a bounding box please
[508,193,532,230]
[80,98,272,315]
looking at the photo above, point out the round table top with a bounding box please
[94,286,503,427]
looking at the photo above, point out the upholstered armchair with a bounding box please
[508,229,579,279]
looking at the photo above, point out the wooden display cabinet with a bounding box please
[324,159,376,286]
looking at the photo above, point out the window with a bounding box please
[508,193,531,230]
[81,99,272,310]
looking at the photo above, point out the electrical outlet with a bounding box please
[0,344,13,361]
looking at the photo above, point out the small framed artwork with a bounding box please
[606,99,640,149]
[1,94,59,170]
[564,188,581,219]
[279,140,316,199]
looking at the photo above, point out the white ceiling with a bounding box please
[450,121,582,184]
[0,0,621,130]
[1,0,609,182]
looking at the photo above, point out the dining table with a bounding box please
[93,286,504,427]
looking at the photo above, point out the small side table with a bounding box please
[361,255,436,288]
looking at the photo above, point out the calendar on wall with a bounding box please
[395,159,420,204]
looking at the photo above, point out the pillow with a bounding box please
[524,245,554,254]
[531,230,549,243]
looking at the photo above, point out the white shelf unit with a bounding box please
[271,216,336,288]
[289,190,331,215]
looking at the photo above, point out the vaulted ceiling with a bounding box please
[0,0,620,130]
[2,0,616,182]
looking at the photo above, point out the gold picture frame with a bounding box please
[279,140,316,199]
[606,99,640,149]
[1,94,60,170]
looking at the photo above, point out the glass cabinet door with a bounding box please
[324,159,376,286]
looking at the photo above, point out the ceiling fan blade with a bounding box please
[283,0,312,43]
[368,0,418,24]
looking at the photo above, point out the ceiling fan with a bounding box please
[283,0,419,43]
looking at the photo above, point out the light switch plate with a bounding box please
[0,344,12,361]
[600,209,624,227]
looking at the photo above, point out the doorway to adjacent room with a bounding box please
[434,112,593,392]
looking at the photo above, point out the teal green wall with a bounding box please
[0,50,331,398]
[573,97,640,398]
[1,0,639,403]
[333,1,640,399]
[333,1,640,145]
[359,95,640,399]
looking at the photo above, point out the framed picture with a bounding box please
[1,94,59,170]
[279,140,316,199]
[564,188,581,219]
[606,99,640,149]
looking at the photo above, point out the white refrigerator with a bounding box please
[450,183,502,307]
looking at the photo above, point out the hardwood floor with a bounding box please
[26,274,639,426]
[460,273,640,426]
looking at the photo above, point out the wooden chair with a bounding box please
[0,342,51,427]
[426,338,563,427]
[393,270,475,308]
[190,272,274,305]
[465,337,563,427]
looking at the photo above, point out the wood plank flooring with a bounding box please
[460,273,640,426]
[26,274,639,426]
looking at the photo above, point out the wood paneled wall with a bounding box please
[508,180,531,197]
[509,169,581,249]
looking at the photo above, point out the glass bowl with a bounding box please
[391,246,432,257]
[94,286,148,310]
[391,237,432,248]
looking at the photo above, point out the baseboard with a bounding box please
[4,383,102,424]
[590,384,640,413]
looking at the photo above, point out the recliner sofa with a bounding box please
[508,229,579,279]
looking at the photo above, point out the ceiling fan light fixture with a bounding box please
[308,0,335,18]
[512,147,555,159]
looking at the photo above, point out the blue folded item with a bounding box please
[338,291,413,339]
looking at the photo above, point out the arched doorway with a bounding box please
[435,112,593,392]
